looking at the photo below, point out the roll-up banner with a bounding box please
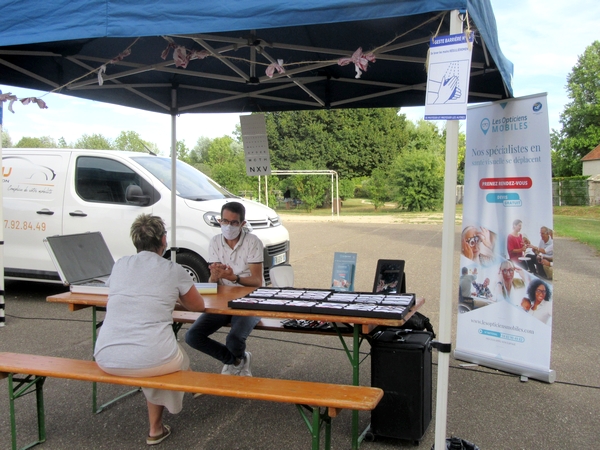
[456,94,555,383]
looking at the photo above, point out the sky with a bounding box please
[1,0,599,155]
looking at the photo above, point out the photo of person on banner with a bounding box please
[461,225,497,267]
[506,219,527,261]
[521,278,552,325]
[527,226,554,279]
[495,259,531,308]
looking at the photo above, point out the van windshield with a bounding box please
[133,156,236,200]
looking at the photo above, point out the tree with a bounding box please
[15,136,57,148]
[1,128,13,147]
[57,137,70,148]
[176,140,189,162]
[289,161,330,212]
[390,150,444,211]
[265,108,410,178]
[551,40,600,176]
[364,168,390,210]
[114,130,150,152]
[193,136,257,196]
[189,136,212,165]
[74,133,113,149]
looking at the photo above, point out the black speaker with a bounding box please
[369,330,432,443]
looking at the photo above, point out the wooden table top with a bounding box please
[47,285,425,328]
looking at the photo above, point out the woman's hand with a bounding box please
[478,227,493,251]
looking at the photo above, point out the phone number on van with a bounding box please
[4,220,47,231]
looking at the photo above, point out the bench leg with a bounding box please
[296,405,332,450]
[7,373,47,450]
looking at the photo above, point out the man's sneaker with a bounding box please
[221,364,233,375]
[238,351,252,377]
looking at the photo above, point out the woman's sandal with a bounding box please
[147,424,171,445]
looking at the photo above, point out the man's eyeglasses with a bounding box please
[219,219,241,227]
[465,236,480,247]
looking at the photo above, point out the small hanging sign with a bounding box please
[424,32,474,121]
[240,114,272,176]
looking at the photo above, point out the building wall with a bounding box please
[582,160,600,176]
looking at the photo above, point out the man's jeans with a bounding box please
[185,313,261,365]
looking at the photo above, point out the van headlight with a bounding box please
[203,211,221,227]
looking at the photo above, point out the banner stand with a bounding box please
[454,350,556,383]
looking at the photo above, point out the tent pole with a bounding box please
[434,10,462,450]
[170,87,178,263]
[0,92,5,327]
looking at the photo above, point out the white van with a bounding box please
[2,149,290,284]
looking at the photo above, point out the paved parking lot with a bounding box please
[1,220,598,449]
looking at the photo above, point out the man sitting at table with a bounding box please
[185,201,264,377]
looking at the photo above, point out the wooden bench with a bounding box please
[0,352,383,450]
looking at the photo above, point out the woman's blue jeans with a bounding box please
[185,313,261,365]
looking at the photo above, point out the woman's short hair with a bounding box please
[512,219,522,228]
[130,214,166,253]
[526,278,551,302]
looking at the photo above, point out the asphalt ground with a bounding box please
[1,220,599,450]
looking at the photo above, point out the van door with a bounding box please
[62,154,161,260]
[3,152,67,279]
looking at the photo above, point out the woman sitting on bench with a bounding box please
[94,214,205,445]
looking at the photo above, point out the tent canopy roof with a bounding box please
[0,0,513,115]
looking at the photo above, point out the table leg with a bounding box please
[333,325,363,450]
[351,325,360,450]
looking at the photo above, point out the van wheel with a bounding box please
[175,252,210,283]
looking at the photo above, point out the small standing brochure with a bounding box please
[331,252,357,292]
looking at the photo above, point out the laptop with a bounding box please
[44,232,114,295]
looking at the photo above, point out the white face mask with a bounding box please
[221,224,242,240]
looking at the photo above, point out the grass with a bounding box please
[554,206,600,253]
[276,200,600,253]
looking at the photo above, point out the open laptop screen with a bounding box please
[45,232,114,285]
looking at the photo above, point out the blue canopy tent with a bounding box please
[0,1,513,448]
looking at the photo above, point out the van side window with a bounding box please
[75,156,160,205]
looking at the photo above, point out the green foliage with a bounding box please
[114,131,149,152]
[74,133,114,149]
[551,40,600,176]
[176,140,189,161]
[364,168,391,210]
[289,161,330,212]
[15,135,57,148]
[192,136,257,196]
[189,136,212,165]
[1,128,13,147]
[265,108,409,178]
[338,178,355,200]
[390,150,444,211]
[57,137,70,148]
[552,175,590,181]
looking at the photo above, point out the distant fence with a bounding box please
[552,177,600,206]
[456,176,600,206]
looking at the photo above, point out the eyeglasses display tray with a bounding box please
[228,287,416,320]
